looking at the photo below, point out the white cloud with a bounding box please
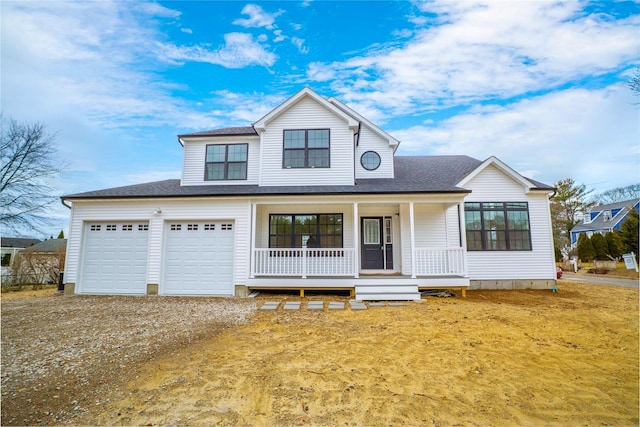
[159,33,277,68]
[307,1,639,117]
[133,1,182,19]
[291,36,309,54]
[273,29,287,43]
[209,91,287,124]
[233,4,284,30]
[181,27,193,34]
[391,84,640,192]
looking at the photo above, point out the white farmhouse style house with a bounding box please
[62,88,557,300]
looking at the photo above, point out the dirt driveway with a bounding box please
[2,281,638,426]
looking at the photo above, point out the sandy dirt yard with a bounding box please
[2,281,638,426]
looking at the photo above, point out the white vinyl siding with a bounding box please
[462,165,555,280]
[355,125,395,179]
[399,203,456,276]
[64,199,251,293]
[259,97,355,186]
[181,135,259,186]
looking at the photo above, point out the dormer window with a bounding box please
[583,214,591,224]
[283,129,330,168]
[205,144,248,180]
[602,210,611,221]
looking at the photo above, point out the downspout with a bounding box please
[353,122,361,184]
[61,198,72,209]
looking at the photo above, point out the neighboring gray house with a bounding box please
[61,88,557,300]
[18,239,67,284]
[1,237,41,269]
[570,198,640,246]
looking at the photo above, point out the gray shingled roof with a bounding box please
[22,239,67,253]
[62,155,552,200]
[571,198,640,232]
[1,238,41,249]
[178,126,257,138]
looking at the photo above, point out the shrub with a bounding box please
[605,231,623,258]
[590,233,608,260]
[577,233,595,262]
[618,208,639,257]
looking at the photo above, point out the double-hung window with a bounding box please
[205,144,248,181]
[465,202,531,250]
[283,129,330,168]
[269,214,343,248]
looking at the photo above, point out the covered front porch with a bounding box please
[247,196,470,300]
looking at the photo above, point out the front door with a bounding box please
[361,217,384,269]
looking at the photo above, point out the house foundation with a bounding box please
[469,279,556,290]
[64,283,75,295]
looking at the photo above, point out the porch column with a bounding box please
[409,201,416,279]
[249,202,257,279]
[458,201,468,276]
[353,202,359,278]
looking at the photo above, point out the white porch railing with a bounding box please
[414,247,466,276]
[253,248,355,277]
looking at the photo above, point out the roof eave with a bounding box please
[62,188,472,201]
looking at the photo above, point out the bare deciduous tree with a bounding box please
[1,117,65,234]
[592,183,640,204]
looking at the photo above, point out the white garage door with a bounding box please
[81,222,149,294]
[163,221,235,295]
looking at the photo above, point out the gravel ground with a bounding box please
[1,295,257,426]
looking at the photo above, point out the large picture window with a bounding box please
[465,202,531,251]
[269,214,343,248]
[205,144,248,180]
[283,129,330,168]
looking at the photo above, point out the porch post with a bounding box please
[458,201,468,276]
[249,202,257,279]
[353,202,359,278]
[409,201,416,279]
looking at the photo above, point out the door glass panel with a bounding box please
[385,218,392,244]
[363,219,380,245]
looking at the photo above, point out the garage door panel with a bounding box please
[81,222,149,294]
[163,221,235,295]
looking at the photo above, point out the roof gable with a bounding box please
[252,87,359,133]
[456,156,547,192]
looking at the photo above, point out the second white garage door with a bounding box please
[163,221,235,295]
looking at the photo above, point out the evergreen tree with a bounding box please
[605,231,623,258]
[57,230,64,239]
[577,233,595,262]
[590,233,608,260]
[618,208,639,257]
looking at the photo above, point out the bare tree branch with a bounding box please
[0,117,65,234]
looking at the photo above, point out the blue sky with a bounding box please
[1,0,639,238]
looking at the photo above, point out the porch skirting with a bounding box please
[247,275,470,300]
